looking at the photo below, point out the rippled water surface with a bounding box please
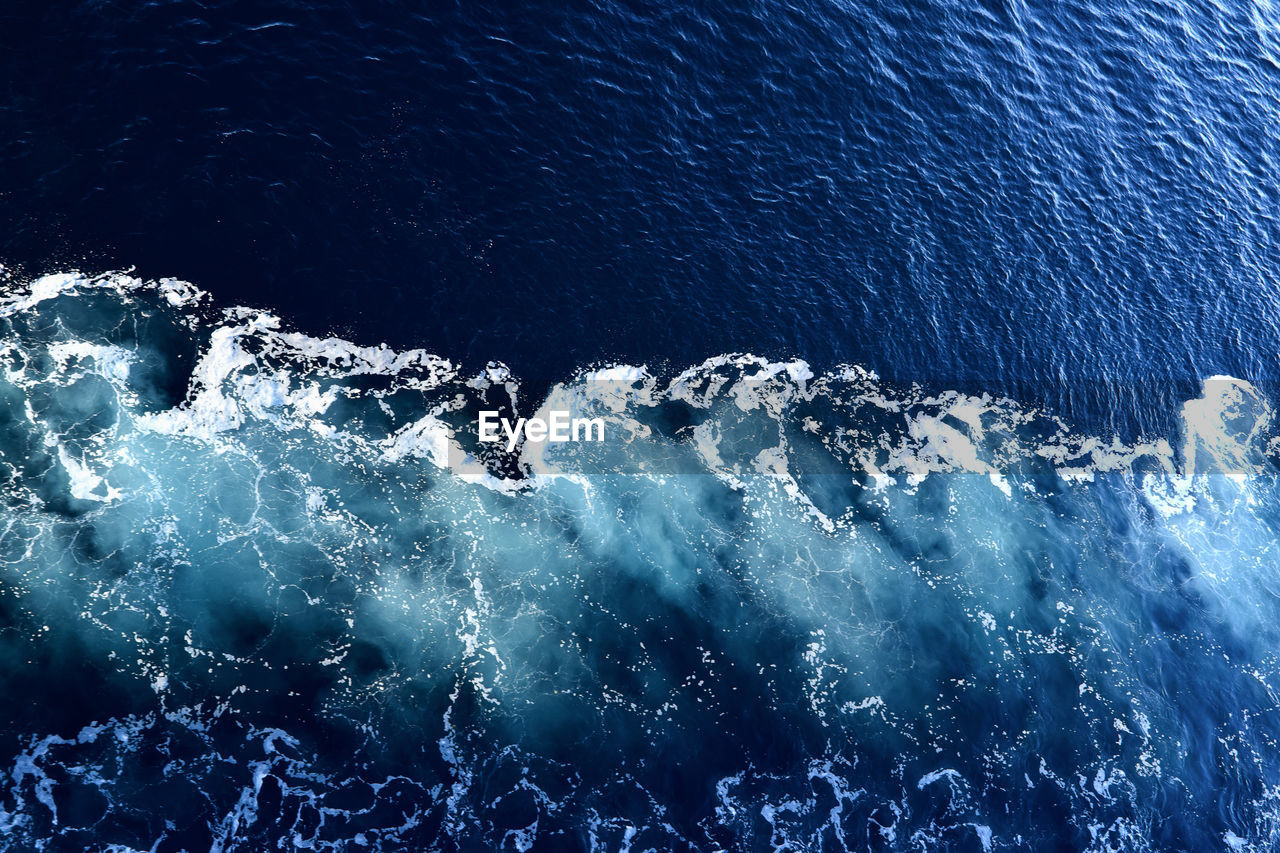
[3,0,1279,431]
[3,1,1280,850]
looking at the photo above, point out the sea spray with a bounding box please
[0,274,1278,851]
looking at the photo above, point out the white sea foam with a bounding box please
[2,272,1279,851]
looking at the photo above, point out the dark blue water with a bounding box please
[4,3,1280,852]
[4,0,1280,435]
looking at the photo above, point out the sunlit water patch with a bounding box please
[0,274,1279,851]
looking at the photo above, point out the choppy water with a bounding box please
[0,274,1279,851]
[5,0,1280,849]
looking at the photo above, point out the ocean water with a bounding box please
[0,274,1278,852]
[3,1,1280,851]
[3,0,1280,434]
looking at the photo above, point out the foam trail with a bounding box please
[0,273,1278,851]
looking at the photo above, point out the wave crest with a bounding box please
[2,273,1279,851]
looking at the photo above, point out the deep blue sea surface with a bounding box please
[4,0,1280,433]
[2,1,1280,851]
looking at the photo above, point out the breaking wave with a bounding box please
[1,273,1279,851]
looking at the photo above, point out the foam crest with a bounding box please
[1,273,1279,851]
